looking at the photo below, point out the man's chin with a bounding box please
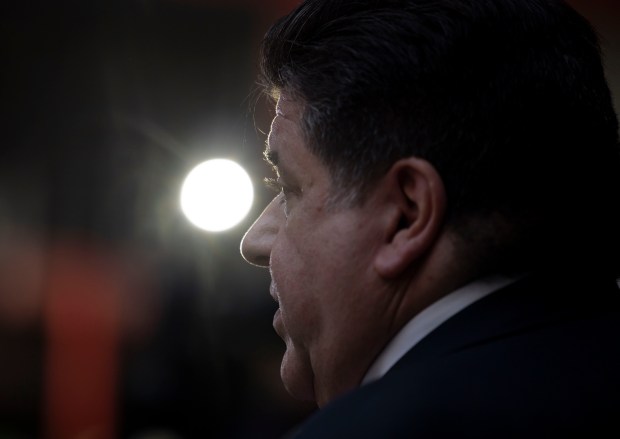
[280,348,317,403]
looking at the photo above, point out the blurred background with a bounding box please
[0,0,618,438]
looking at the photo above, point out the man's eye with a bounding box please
[264,177,281,193]
[264,177,295,197]
[264,177,294,214]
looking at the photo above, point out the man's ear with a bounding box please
[373,157,447,279]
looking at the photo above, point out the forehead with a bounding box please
[271,96,304,143]
[265,95,335,190]
[275,94,303,119]
[265,96,305,163]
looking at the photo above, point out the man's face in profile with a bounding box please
[241,95,393,406]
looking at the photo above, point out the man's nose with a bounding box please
[240,198,281,267]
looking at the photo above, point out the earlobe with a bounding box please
[373,158,447,279]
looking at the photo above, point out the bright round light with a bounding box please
[180,159,254,232]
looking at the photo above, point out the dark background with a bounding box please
[0,0,618,438]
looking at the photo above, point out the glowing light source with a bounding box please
[180,159,254,232]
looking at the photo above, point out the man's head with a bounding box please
[241,0,620,405]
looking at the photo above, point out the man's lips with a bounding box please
[269,284,279,305]
[270,284,283,334]
[273,308,282,327]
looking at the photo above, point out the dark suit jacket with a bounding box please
[292,272,620,438]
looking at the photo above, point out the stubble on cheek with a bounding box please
[270,259,320,402]
[279,329,316,401]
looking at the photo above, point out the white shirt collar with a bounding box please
[361,274,523,385]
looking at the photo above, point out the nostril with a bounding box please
[253,255,271,267]
[241,249,270,268]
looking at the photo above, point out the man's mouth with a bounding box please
[270,284,284,333]
[269,283,280,306]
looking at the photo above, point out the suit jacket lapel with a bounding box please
[389,271,620,373]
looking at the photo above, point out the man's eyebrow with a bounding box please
[263,148,279,168]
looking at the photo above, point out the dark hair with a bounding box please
[259,0,620,276]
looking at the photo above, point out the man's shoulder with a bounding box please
[292,273,620,438]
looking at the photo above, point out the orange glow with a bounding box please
[44,241,122,439]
